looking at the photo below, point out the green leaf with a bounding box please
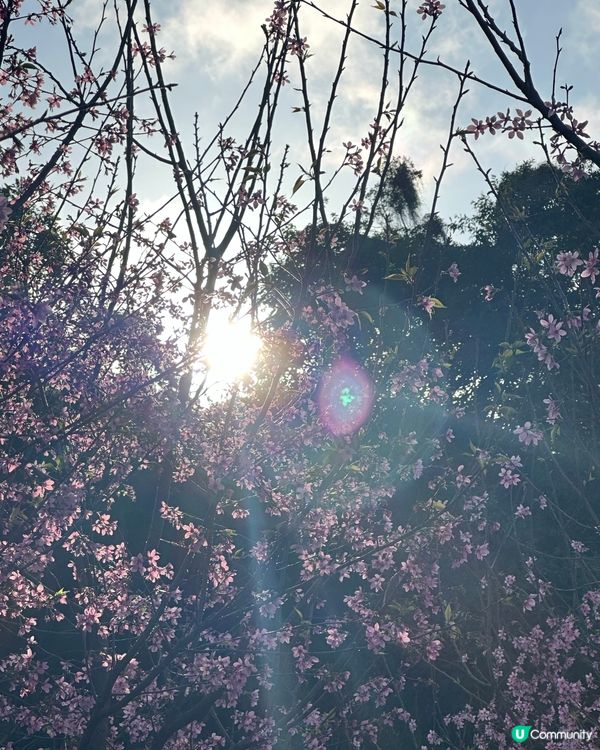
[292,176,305,195]
[429,297,446,309]
[384,257,419,284]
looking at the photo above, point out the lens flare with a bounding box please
[317,357,374,436]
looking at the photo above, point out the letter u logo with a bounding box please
[511,726,532,743]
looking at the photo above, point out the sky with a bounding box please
[59,0,600,232]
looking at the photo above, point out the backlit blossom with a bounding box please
[417,0,445,19]
[514,421,543,446]
[515,504,532,519]
[344,274,367,294]
[499,468,520,488]
[539,314,566,343]
[570,540,588,554]
[466,118,486,139]
[289,36,309,58]
[555,251,583,276]
[581,249,599,283]
[483,284,495,301]
[76,606,101,632]
[447,262,461,282]
[419,296,436,316]
[455,465,472,488]
[543,396,561,425]
[397,630,410,644]
[326,627,347,648]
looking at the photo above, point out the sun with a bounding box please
[202,311,261,384]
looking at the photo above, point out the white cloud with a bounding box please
[565,0,600,62]
[71,0,106,29]
[160,0,385,77]
[161,0,270,74]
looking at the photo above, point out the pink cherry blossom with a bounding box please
[543,396,561,425]
[539,313,566,342]
[447,262,461,282]
[555,250,583,276]
[483,284,496,301]
[499,467,520,488]
[514,421,543,446]
[417,0,445,20]
[419,296,436,316]
[344,274,367,294]
[581,248,599,283]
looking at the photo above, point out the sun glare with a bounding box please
[202,312,261,384]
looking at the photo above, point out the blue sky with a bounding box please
[65,0,600,229]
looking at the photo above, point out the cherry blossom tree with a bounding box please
[1,1,600,749]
